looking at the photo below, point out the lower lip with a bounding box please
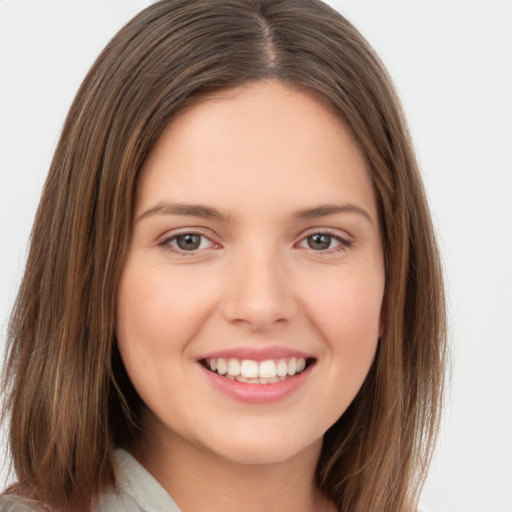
[200,365,312,403]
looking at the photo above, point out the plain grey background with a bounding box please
[1,1,511,511]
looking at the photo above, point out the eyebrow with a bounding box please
[293,204,374,224]
[137,202,231,223]
[137,201,373,224]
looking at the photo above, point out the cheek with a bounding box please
[116,264,216,356]
[301,268,383,385]
[115,264,216,413]
[303,268,384,337]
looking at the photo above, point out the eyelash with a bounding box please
[158,231,218,254]
[158,229,352,255]
[297,229,353,253]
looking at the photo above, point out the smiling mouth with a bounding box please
[200,357,316,384]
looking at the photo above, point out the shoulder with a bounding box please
[94,449,180,512]
[0,494,44,512]
[0,451,180,512]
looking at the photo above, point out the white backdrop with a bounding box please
[1,1,511,511]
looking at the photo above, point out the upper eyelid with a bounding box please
[294,228,354,253]
[158,226,217,242]
[297,226,353,240]
[158,232,220,256]
[155,226,353,246]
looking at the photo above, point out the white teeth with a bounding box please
[217,358,227,375]
[276,359,288,377]
[240,359,259,378]
[288,357,297,376]
[207,356,308,380]
[259,360,277,378]
[227,358,240,376]
[206,357,306,383]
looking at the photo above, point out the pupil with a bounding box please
[177,234,201,250]
[308,234,331,250]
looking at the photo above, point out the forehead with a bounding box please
[137,80,377,221]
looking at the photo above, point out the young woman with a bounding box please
[1,1,446,511]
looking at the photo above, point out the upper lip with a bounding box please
[197,345,314,362]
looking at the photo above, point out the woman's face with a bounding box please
[117,80,384,466]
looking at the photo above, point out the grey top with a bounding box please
[96,449,181,512]
[0,450,181,512]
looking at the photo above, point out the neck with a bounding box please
[129,424,336,512]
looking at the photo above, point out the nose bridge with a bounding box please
[221,240,296,329]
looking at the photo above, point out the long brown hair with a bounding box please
[1,1,446,510]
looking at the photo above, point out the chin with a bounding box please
[197,427,324,467]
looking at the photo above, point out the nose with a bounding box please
[220,246,298,331]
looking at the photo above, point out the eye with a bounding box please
[160,232,217,253]
[306,233,334,250]
[297,231,352,252]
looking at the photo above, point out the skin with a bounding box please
[117,80,385,512]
